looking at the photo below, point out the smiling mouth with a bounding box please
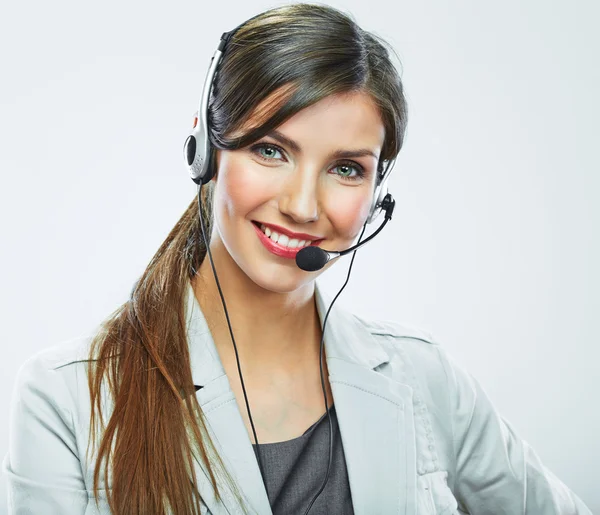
[252,221,320,250]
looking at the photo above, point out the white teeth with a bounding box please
[261,224,271,237]
[258,224,313,249]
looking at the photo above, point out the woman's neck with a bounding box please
[192,256,323,377]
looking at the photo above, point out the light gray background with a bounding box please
[1,0,598,512]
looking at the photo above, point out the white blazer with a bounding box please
[3,280,593,514]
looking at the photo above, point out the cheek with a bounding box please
[216,157,272,218]
[327,188,373,238]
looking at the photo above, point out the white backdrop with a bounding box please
[0,0,598,512]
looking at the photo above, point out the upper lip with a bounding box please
[254,221,324,241]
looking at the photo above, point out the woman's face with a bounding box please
[209,90,386,294]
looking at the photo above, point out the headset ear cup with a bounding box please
[185,123,213,185]
[184,128,201,184]
[367,179,389,224]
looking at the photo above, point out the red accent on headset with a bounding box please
[193,116,198,128]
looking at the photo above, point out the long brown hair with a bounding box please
[86,3,409,513]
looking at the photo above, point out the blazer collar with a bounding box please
[184,279,390,388]
[183,279,418,515]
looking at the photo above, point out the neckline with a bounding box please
[252,403,335,447]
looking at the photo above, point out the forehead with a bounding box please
[238,88,386,154]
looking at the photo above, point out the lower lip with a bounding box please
[252,222,322,259]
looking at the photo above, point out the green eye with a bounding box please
[259,146,280,158]
[333,163,365,181]
[253,144,284,160]
[336,164,355,176]
[250,142,366,182]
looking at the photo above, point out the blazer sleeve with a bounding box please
[436,347,593,515]
[3,351,90,514]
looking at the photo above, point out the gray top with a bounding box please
[252,404,355,514]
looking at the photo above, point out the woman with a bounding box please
[3,4,592,515]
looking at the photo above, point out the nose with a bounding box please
[278,166,321,224]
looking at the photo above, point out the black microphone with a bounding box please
[296,194,396,271]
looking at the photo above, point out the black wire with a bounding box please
[302,222,367,515]
[197,180,368,514]
[337,215,389,257]
[195,183,269,498]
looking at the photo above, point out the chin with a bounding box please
[239,258,320,294]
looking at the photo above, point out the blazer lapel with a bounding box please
[314,285,417,515]
[184,281,272,515]
[183,280,417,515]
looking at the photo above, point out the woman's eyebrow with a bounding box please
[265,129,379,160]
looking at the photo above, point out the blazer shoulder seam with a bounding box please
[372,332,440,346]
[355,315,440,346]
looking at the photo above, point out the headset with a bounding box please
[183,15,397,515]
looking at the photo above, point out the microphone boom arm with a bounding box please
[295,194,396,272]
